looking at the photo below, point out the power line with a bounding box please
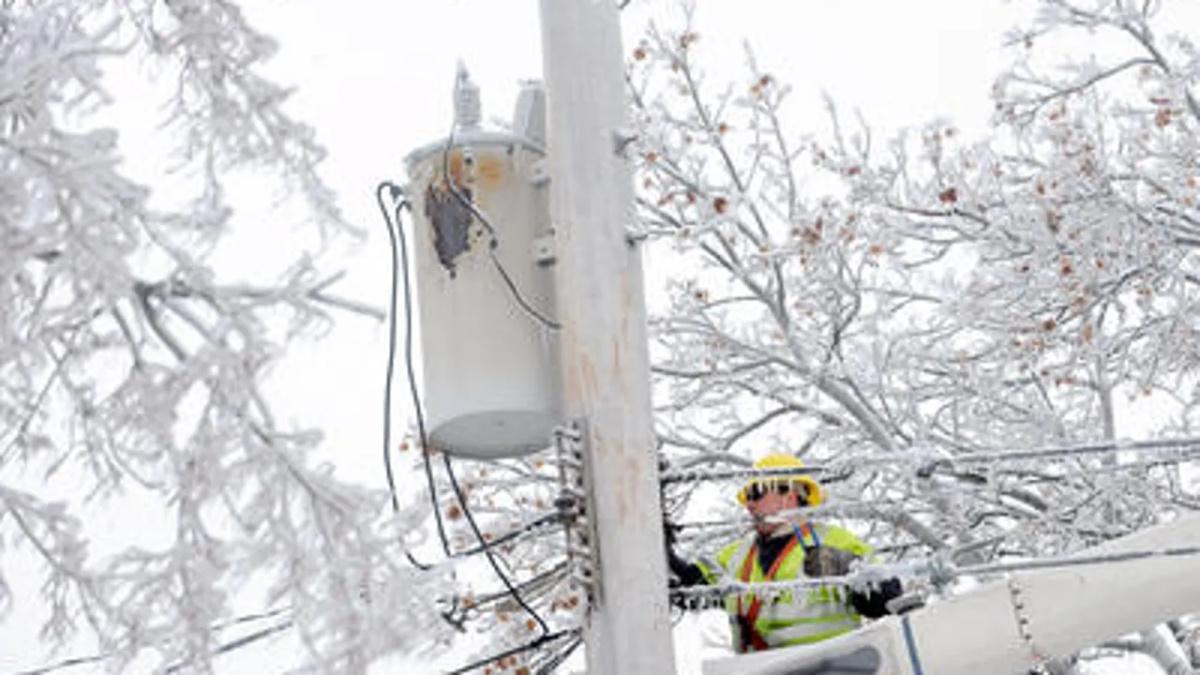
[660,437,1200,486]
[375,182,553,642]
[19,607,295,675]
[534,633,584,675]
[445,629,580,675]
[941,437,1200,465]
[376,182,439,572]
[668,544,1200,606]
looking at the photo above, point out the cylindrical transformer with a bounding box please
[403,75,560,459]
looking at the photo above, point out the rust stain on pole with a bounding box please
[622,456,643,523]
[576,354,598,403]
[541,0,677,668]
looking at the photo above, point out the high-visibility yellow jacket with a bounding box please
[695,523,871,653]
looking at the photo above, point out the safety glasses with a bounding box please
[746,481,806,502]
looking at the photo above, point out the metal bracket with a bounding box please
[528,158,551,187]
[624,226,647,247]
[532,232,556,266]
[611,127,638,158]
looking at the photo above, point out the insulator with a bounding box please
[454,64,481,129]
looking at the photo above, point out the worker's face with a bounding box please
[746,481,804,535]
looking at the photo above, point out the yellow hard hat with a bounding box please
[737,453,823,506]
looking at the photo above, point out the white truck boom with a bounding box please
[703,514,1200,674]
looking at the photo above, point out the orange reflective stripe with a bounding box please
[736,537,800,652]
[796,521,818,547]
[735,542,756,650]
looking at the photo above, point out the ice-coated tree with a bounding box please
[1,1,441,671]
[381,2,1200,672]
[628,0,1199,671]
[9,0,1197,673]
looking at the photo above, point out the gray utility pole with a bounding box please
[539,1,679,674]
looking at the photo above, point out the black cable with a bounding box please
[376,182,440,572]
[25,608,297,675]
[376,181,407,517]
[439,124,561,331]
[534,634,583,675]
[445,629,578,675]
[440,451,551,635]
[459,561,570,615]
[454,511,563,557]
[376,181,551,637]
[440,123,496,239]
[489,255,562,329]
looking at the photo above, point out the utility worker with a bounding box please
[667,453,901,653]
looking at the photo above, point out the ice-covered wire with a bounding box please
[376,181,551,637]
[438,451,552,636]
[534,633,584,675]
[21,606,295,674]
[669,543,1200,604]
[445,629,580,675]
[454,511,565,557]
[458,561,571,616]
[943,437,1200,465]
[954,544,1200,577]
[660,437,1200,485]
[661,463,842,485]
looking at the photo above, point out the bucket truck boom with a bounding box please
[703,513,1200,674]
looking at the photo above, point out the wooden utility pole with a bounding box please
[539,2,678,673]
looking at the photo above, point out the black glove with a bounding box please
[849,577,903,619]
[663,519,706,588]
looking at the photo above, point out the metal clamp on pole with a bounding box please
[554,420,596,609]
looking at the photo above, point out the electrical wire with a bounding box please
[20,606,296,674]
[375,182,552,642]
[668,543,1200,605]
[439,124,561,330]
[661,463,841,485]
[533,633,584,675]
[660,437,1200,486]
[376,181,408,517]
[377,189,559,564]
[376,109,636,668]
[459,562,570,616]
[454,511,565,557]
[663,440,1200,612]
[438,450,552,635]
[376,182,438,572]
[489,253,562,330]
[445,629,579,675]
